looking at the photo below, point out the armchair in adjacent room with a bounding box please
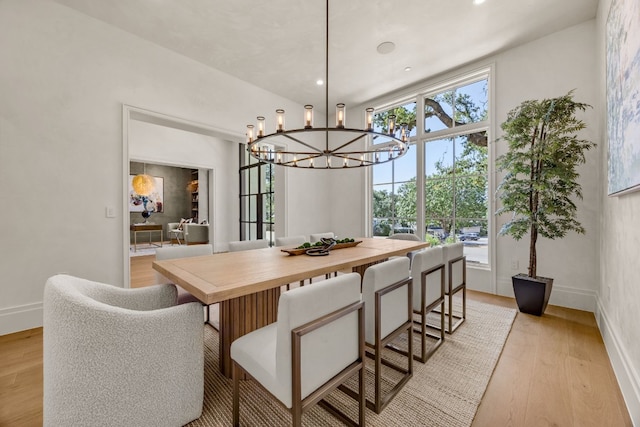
[183,223,210,245]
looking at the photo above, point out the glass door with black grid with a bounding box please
[239,144,274,245]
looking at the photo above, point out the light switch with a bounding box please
[106,206,116,218]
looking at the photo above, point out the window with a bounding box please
[239,144,274,245]
[372,101,417,236]
[371,70,490,265]
[424,132,488,264]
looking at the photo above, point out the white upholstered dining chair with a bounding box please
[359,257,413,413]
[387,233,421,241]
[231,273,366,427]
[275,235,306,247]
[309,232,339,278]
[386,233,423,266]
[443,242,466,333]
[155,244,214,325]
[43,274,204,427]
[228,239,269,252]
[275,235,308,289]
[410,246,445,362]
[309,231,335,243]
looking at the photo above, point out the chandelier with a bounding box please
[245,0,409,169]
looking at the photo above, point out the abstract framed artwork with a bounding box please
[128,175,164,213]
[606,0,640,196]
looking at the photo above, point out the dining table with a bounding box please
[152,237,429,378]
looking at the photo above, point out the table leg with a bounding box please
[218,287,281,378]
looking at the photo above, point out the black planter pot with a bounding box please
[512,274,553,316]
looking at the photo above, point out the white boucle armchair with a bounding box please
[43,274,204,427]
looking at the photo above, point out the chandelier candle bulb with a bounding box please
[336,103,345,128]
[304,105,314,129]
[365,107,374,131]
[257,116,265,138]
[276,109,285,132]
[343,157,348,167]
[401,123,408,142]
[388,114,396,135]
[246,125,254,143]
[309,157,314,168]
[277,152,282,163]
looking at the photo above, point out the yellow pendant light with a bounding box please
[132,164,155,196]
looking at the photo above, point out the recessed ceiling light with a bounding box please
[316,79,324,86]
[404,66,412,72]
[473,0,486,4]
[376,41,395,54]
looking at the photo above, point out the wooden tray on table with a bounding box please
[280,240,362,256]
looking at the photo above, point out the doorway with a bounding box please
[122,105,240,287]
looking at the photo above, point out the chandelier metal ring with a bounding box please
[245,0,410,169]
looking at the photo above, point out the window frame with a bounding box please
[367,66,494,269]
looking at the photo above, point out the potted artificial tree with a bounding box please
[496,90,595,316]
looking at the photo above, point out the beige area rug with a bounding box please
[129,246,159,257]
[186,297,516,427]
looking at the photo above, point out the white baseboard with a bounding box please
[548,284,596,312]
[596,297,640,426]
[0,302,43,336]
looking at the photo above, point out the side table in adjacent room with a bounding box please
[130,223,163,252]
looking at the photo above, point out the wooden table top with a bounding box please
[130,223,163,231]
[152,237,429,305]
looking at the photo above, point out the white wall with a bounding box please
[0,0,320,335]
[279,167,333,238]
[595,0,640,422]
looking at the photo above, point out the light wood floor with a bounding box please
[0,255,632,426]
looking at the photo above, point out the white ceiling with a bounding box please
[53,0,599,113]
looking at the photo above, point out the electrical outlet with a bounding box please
[105,206,116,218]
[511,259,519,270]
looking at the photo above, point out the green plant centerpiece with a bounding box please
[496,90,595,315]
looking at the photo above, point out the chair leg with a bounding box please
[232,362,241,427]
[374,341,382,413]
[292,399,302,427]
[445,288,466,334]
[462,285,467,322]
[358,358,366,426]
[448,289,454,334]
[440,300,445,342]
[420,307,427,362]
